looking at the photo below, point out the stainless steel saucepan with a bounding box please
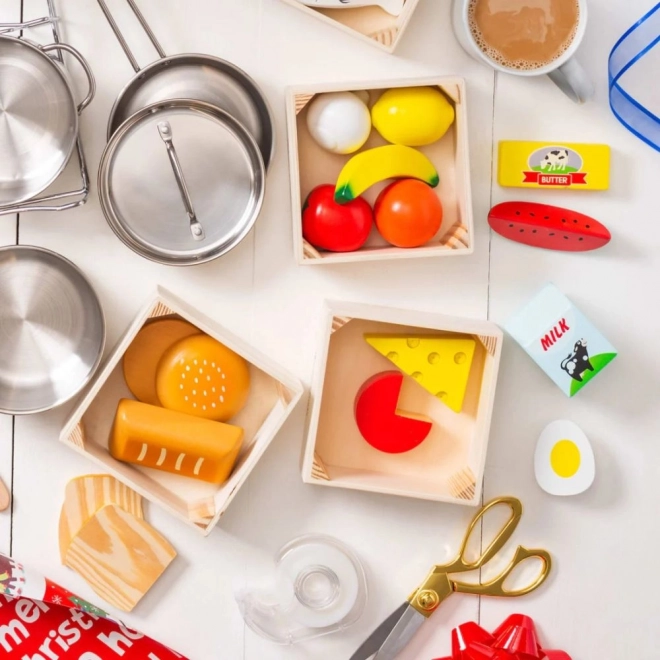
[96,0,274,170]
[0,35,95,208]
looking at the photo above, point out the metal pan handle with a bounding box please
[96,0,166,73]
[0,16,56,34]
[157,122,206,242]
[41,43,96,113]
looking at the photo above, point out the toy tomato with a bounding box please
[302,184,373,252]
[374,179,443,248]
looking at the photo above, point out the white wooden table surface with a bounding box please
[1,0,658,658]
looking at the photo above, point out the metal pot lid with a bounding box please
[99,100,265,266]
[0,36,78,207]
[0,245,105,414]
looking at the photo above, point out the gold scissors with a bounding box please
[350,497,551,660]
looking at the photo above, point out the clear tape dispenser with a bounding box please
[235,534,367,645]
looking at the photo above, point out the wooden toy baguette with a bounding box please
[109,399,244,484]
[64,504,176,612]
[488,202,611,252]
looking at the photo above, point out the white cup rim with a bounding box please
[462,0,588,76]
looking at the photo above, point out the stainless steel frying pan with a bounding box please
[0,36,95,208]
[0,246,105,414]
[97,0,274,170]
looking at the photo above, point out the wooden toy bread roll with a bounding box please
[59,474,144,563]
[64,504,176,612]
[109,399,243,484]
[122,317,200,405]
[156,334,250,422]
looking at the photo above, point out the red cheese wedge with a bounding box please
[354,371,432,454]
[488,201,611,252]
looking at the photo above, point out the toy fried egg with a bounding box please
[535,420,595,496]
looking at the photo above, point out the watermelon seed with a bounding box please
[579,238,584,241]
[529,212,535,217]
[586,224,591,229]
[564,236,569,239]
[515,211,521,215]
[519,229,524,233]
[549,232,555,236]
[561,218,567,223]
[532,230,537,233]
[509,224,514,227]
[573,219,578,223]
[544,216,549,220]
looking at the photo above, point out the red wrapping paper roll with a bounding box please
[0,553,187,659]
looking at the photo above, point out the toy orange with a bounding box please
[156,334,250,422]
[374,179,443,248]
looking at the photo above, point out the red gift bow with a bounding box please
[434,614,571,660]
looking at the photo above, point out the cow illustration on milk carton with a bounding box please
[506,284,617,397]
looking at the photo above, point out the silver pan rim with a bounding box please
[0,35,80,209]
[0,244,106,415]
[98,98,266,267]
[106,52,275,170]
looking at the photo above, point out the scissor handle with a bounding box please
[454,545,552,598]
[435,496,523,574]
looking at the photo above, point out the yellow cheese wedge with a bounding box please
[58,474,144,564]
[364,335,476,413]
[109,399,244,484]
[64,504,176,612]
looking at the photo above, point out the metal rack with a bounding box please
[0,0,90,217]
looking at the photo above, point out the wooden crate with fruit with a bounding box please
[286,77,474,264]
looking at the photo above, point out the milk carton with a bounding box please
[506,284,617,397]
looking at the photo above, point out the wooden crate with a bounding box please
[278,0,422,52]
[60,288,304,536]
[286,77,474,265]
[302,301,502,505]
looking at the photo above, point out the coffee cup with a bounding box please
[452,0,594,104]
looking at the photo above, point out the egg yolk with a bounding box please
[550,439,581,478]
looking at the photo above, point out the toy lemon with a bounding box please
[372,87,455,147]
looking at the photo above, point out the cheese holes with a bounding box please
[428,353,441,365]
[406,338,420,349]
[454,352,467,365]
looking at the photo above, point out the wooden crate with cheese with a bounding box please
[60,288,304,536]
[302,301,502,505]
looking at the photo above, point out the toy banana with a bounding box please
[295,0,405,17]
[335,145,439,203]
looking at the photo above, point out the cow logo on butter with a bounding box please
[524,146,587,187]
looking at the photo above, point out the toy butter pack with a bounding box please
[498,141,610,191]
[505,284,617,397]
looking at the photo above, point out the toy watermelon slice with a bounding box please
[488,201,611,252]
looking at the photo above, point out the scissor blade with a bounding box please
[350,602,411,660]
[373,605,425,660]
